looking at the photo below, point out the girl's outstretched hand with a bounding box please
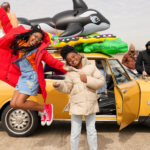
[53,82,61,88]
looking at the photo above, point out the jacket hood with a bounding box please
[146,41,150,49]
[63,54,91,71]
[129,44,135,51]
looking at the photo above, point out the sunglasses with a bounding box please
[32,33,43,43]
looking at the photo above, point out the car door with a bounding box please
[108,59,140,130]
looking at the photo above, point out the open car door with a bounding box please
[108,59,140,130]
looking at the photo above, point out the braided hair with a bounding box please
[10,25,45,56]
[60,45,78,60]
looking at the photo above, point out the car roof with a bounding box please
[48,50,112,59]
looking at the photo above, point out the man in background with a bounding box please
[0,2,18,37]
[135,41,150,75]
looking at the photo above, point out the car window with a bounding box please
[108,59,131,85]
[44,61,66,80]
[122,65,140,79]
[101,60,111,75]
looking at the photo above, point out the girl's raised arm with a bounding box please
[42,50,67,74]
[0,7,13,34]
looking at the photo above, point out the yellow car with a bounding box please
[0,52,149,137]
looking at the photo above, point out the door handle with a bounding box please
[122,89,127,93]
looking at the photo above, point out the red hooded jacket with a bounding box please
[0,8,66,102]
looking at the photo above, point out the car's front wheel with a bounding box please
[1,105,38,137]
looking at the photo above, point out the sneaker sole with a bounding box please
[39,111,47,126]
[41,121,46,126]
[47,104,53,126]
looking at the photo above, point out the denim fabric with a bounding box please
[13,49,40,96]
[71,113,97,150]
[97,69,107,93]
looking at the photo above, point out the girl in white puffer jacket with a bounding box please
[53,45,104,150]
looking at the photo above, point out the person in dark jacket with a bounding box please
[135,41,150,75]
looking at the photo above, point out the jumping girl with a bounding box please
[0,7,66,126]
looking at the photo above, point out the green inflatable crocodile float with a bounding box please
[75,38,128,54]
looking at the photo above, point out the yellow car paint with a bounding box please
[0,52,150,130]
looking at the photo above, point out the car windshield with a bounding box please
[108,60,131,85]
[122,65,141,79]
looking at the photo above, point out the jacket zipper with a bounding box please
[35,48,46,66]
[83,82,89,115]
[77,70,89,115]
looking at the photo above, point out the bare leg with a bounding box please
[15,93,44,111]
[10,90,20,109]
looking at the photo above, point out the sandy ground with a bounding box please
[112,54,124,62]
[0,121,150,150]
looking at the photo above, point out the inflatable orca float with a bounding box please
[18,0,110,37]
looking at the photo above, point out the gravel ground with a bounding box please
[0,121,150,150]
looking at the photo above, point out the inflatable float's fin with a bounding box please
[29,17,54,28]
[59,23,83,37]
[73,0,88,10]
[18,17,31,26]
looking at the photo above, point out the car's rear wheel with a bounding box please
[1,105,38,137]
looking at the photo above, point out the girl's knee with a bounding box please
[71,124,82,137]
[86,127,97,136]
[10,101,17,109]
[15,102,22,109]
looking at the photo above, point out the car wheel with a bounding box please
[1,105,38,137]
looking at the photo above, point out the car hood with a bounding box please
[135,77,150,92]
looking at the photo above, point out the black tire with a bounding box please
[1,105,38,137]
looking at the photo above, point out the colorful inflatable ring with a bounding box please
[48,33,117,48]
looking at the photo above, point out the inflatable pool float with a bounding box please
[16,0,127,55]
[17,0,110,37]
[74,38,128,54]
[48,33,117,48]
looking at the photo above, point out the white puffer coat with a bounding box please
[55,54,105,115]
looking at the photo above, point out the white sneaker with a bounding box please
[41,113,46,126]
[39,111,46,126]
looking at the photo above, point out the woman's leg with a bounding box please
[10,90,20,109]
[15,92,44,111]
[71,115,82,150]
[85,113,97,150]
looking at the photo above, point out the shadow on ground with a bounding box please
[31,122,150,149]
[0,123,4,132]
[96,123,150,144]
[0,121,150,150]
